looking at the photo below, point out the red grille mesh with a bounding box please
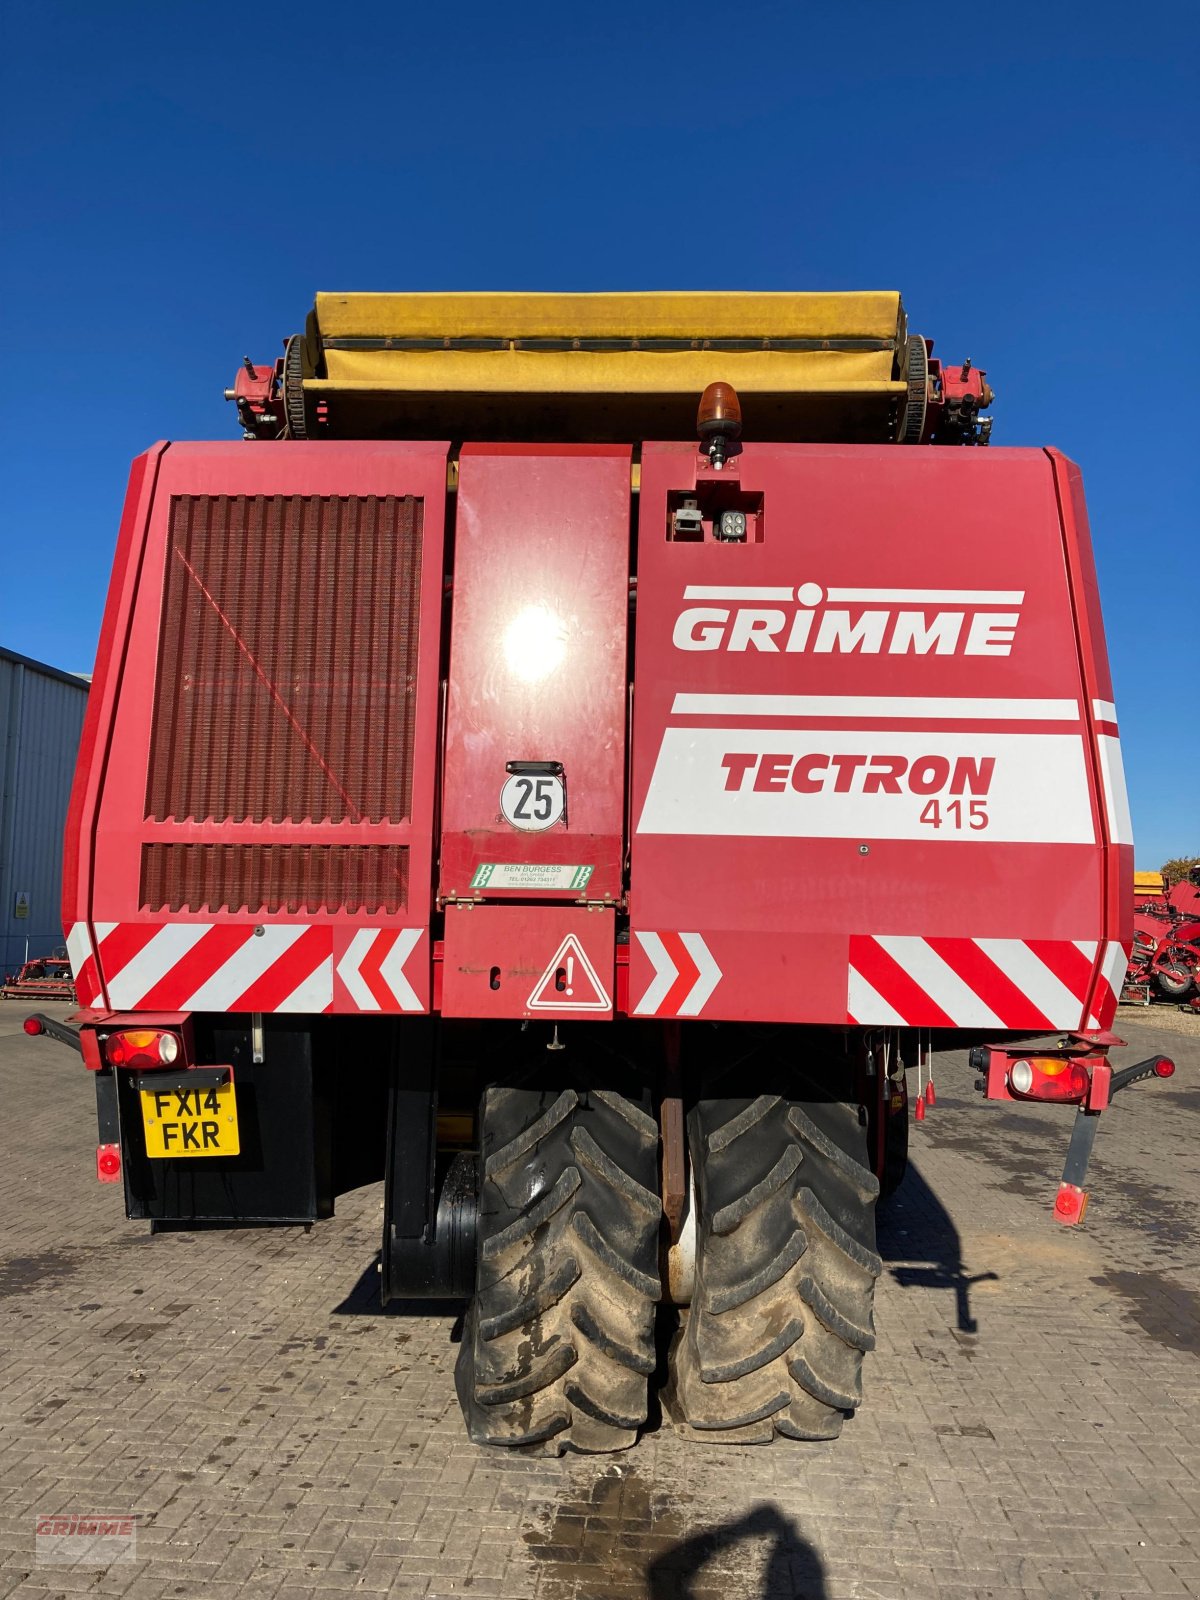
[147,495,423,824]
[141,844,410,915]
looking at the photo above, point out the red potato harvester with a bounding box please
[26,290,1174,1455]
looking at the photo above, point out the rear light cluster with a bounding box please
[104,1029,181,1068]
[1008,1056,1090,1103]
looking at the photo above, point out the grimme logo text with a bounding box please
[673,581,1022,656]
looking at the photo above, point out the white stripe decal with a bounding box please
[337,929,380,1011]
[93,922,119,945]
[106,924,213,1008]
[639,729,1095,845]
[825,587,1024,604]
[183,925,308,1010]
[683,585,794,601]
[848,968,907,1025]
[1078,938,1105,1031]
[876,936,1004,1028]
[65,923,94,980]
[632,932,677,1016]
[975,939,1083,1028]
[1092,699,1118,723]
[677,933,721,1016]
[379,929,422,1010]
[670,693,1080,721]
[1098,940,1129,1001]
[1096,734,1133,845]
[276,957,334,1013]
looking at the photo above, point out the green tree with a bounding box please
[1161,856,1200,887]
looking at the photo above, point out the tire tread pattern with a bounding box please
[456,1083,661,1455]
[668,1088,880,1444]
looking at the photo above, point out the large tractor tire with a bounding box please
[455,1084,661,1455]
[667,1086,881,1443]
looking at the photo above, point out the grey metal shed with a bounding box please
[0,647,89,975]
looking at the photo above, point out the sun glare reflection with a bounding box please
[502,604,569,683]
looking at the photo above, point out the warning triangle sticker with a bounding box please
[527,934,612,1012]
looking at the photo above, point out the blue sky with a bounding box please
[2,2,1195,867]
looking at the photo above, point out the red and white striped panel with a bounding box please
[1087,940,1129,1029]
[65,923,103,1008]
[335,929,423,1012]
[847,935,1128,1031]
[66,922,427,1015]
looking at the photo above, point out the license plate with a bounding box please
[140,1081,239,1158]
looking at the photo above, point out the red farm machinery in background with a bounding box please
[1124,866,1200,1007]
[28,290,1175,1456]
[3,953,75,1003]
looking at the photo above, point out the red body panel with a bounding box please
[66,438,1130,1030]
[439,446,630,906]
[65,443,448,1014]
[628,443,1129,1029]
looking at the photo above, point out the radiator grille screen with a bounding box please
[141,844,410,915]
[147,494,423,824]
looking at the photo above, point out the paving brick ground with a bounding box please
[1,1003,1197,1599]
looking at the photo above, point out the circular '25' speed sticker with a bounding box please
[500,773,564,831]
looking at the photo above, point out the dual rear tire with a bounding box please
[455,1070,881,1454]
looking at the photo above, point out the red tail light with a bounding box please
[104,1029,181,1068]
[1008,1057,1090,1103]
[96,1144,122,1183]
[23,1017,43,1036]
[1154,1058,1175,1078]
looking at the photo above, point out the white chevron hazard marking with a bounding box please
[632,932,722,1016]
[337,930,380,1010]
[379,929,422,1010]
[336,929,424,1011]
[632,933,675,1016]
[676,933,722,1016]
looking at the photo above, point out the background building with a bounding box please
[0,647,89,974]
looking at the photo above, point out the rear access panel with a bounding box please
[628,442,1129,1031]
[441,907,615,1020]
[440,446,631,906]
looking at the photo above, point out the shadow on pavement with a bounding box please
[877,1161,998,1334]
[646,1502,827,1599]
[331,1252,465,1337]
